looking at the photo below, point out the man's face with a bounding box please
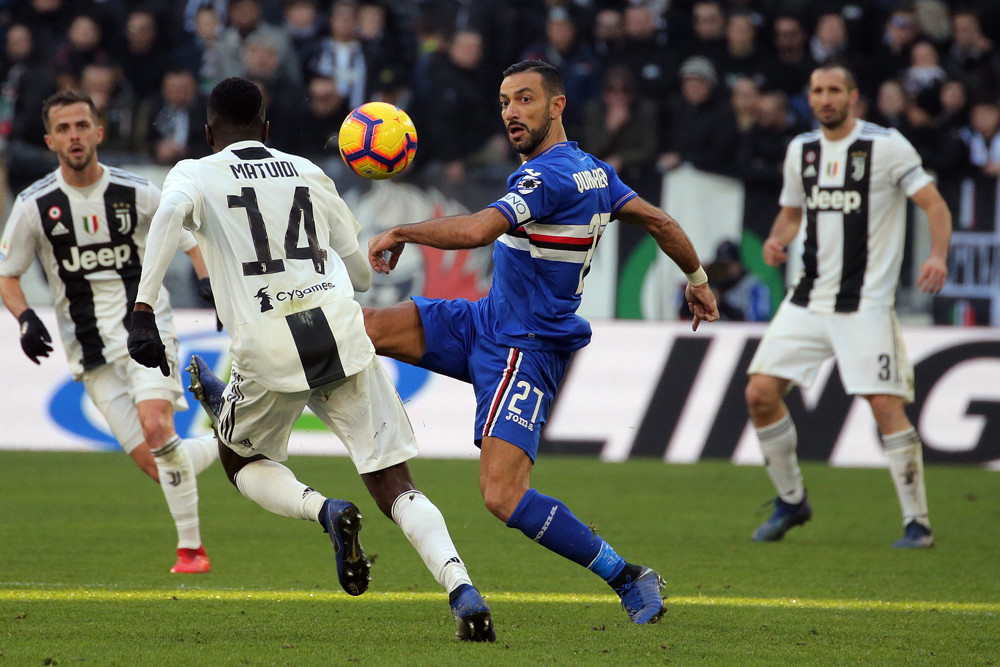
[44,102,103,171]
[500,71,558,156]
[808,68,856,129]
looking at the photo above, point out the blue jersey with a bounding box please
[486,142,637,352]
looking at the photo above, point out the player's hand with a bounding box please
[916,256,948,294]
[368,230,405,274]
[127,309,170,376]
[197,277,215,305]
[762,237,788,267]
[18,309,53,364]
[196,277,224,331]
[686,282,720,331]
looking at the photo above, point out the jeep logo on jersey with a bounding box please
[60,243,133,273]
[804,185,863,213]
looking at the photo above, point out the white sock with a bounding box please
[391,491,473,594]
[153,435,201,550]
[183,435,218,475]
[234,459,326,521]
[883,428,930,527]
[756,413,805,504]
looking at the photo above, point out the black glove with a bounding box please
[197,277,215,306]
[19,309,53,364]
[127,309,169,376]
[196,277,224,331]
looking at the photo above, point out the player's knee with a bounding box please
[745,377,780,415]
[481,484,519,523]
[865,394,909,430]
[139,415,174,451]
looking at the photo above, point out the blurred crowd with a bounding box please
[2,0,1000,209]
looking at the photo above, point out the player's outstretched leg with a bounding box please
[188,355,225,426]
[321,499,371,596]
[505,489,666,624]
[753,493,813,542]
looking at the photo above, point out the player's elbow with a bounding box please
[465,224,500,248]
[641,210,679,238]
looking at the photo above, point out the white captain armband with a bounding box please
[685,266,708,286]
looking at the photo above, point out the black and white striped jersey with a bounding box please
[779,121,933,312]
[0,165,194,377]
[136,141,374,393]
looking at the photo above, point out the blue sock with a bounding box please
[506,489,626,581]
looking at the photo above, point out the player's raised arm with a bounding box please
[368,208,510,274]
[614,195,719,330]
[909,182,951,294]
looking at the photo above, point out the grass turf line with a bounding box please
[3,587,999,614]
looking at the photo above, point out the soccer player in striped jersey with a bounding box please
[745,64,952,548]
[365,60,719,625]
[127,77,494,641]
[0,90,219,573]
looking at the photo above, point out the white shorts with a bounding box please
[748,300,914,402]
[81,339,188,453]
[217,357,419,474]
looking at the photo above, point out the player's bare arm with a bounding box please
[910,183,951,294]
[186,245,210,281]
[369,207,510,274]
[763,206,803,266]
[615,196,720,330]
[0,276,29,318]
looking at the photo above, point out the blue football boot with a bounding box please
[187,354,226,426]
[449,584,496,641]
[614,566,667,624]
[320,498,371,596]
[753,494,812,542]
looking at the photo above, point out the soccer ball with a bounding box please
[337,102,418,179]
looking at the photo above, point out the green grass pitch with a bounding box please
[1,451,998,665]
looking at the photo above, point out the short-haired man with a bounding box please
[0,90,219,573]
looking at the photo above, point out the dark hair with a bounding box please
[207,76,265,132]
[813,61,858,91]
[502,59,565,96]
[42,90,99,130]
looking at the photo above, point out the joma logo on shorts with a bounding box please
[805,185,863,213]
[60,244,132,273]
[505,412,534,431]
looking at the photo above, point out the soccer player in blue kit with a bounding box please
[366,60,720,624]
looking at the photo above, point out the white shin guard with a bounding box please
[757,413,805,504]
[234,459,326,522]
[153,435,201,550]
[391,491,473,594]
[883,428,930,527]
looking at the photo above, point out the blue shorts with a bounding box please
[413,296,570,461]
